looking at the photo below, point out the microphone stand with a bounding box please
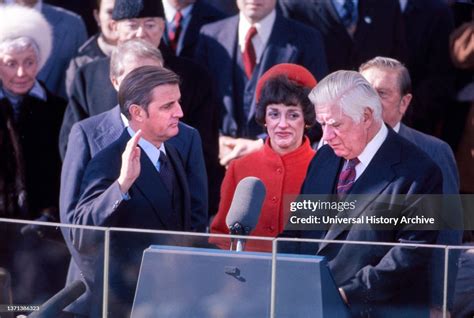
[228,222,251,252]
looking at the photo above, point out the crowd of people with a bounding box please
[0,0,472,317]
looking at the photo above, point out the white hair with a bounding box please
[0,4,52,71]
[308,70,383,123]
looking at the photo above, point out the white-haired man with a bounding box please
[289,70,443,317]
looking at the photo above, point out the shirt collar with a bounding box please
[357,122,388,169]
[238,9,276,50]
[0,80,46,101]
[393,121,401,133]
[29,80,47,101]
[399,0,408,12]
[127,126,166,166]
[162,0,194,23]
[120,112,129,127]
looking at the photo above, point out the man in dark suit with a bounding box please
[161,0,226,58]
[288,70,443,316]
[65,0,118,96]
[278,0,407,73]
[194,0,328,166]
[359,56,463,315]
[72,66,193,317]
[59,40,208,317]
[59,0,221,215]
[399,0,455,136]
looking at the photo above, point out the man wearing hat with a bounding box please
[60,0,221,216]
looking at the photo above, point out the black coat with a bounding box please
[162,0,227,58]
[278,0,408,72]
[0,85,66,219]
[401,0,455,135]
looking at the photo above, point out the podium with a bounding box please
[131,246,350,318]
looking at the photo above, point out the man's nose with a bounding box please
[174,102,184,118]
[322,125,335,141]
[135,25,146,38]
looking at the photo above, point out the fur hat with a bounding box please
[0,4,52,71]
[256,63,317,103]
[112,0,165,21]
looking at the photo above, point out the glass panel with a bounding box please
[0,219,105,317]
[274,238,447,317]
[107,229,273,318]
[450,244,474,318]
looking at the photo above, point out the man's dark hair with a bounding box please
[118,65,180,119]
[255,75,316,127]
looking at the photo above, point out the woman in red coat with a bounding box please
[210,63,317,252]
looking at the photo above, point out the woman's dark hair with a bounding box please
[255,75,316,127]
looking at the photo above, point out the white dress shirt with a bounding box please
[238,9,276,64]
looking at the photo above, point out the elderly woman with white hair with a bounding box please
[0,3,68,306]
[0,4,66,220]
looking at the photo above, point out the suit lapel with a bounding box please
[165,144,191,230]
[320,0,353,43]
[319,129,400,252]
[303,145,342,195]
[180,2,203,55]
[216,16,240,122]
[133,149,177,230]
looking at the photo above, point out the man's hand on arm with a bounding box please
[117,130,142,194]
[219,136,264,167]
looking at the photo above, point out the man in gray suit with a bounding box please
[360,56,463,315]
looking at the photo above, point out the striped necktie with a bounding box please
[336,157,359,195]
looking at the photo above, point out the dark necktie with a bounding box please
[341,0,355,29]
[158,151,174,194]
[337,157,359,195]
[242,26,257,79]
[168,10,183,54]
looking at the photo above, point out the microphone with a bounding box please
[29,280,86,318]
[225,177,266,251]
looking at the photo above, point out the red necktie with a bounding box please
[336,158,360,195]
[168,11,182,54]
[242,26,257,78]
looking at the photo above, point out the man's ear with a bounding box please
[129,104,144,122]
[93,9,100,26]
[363,107,374,127]
[111,20,119,33]
[111,75,120,91]
[399,93,412,116]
